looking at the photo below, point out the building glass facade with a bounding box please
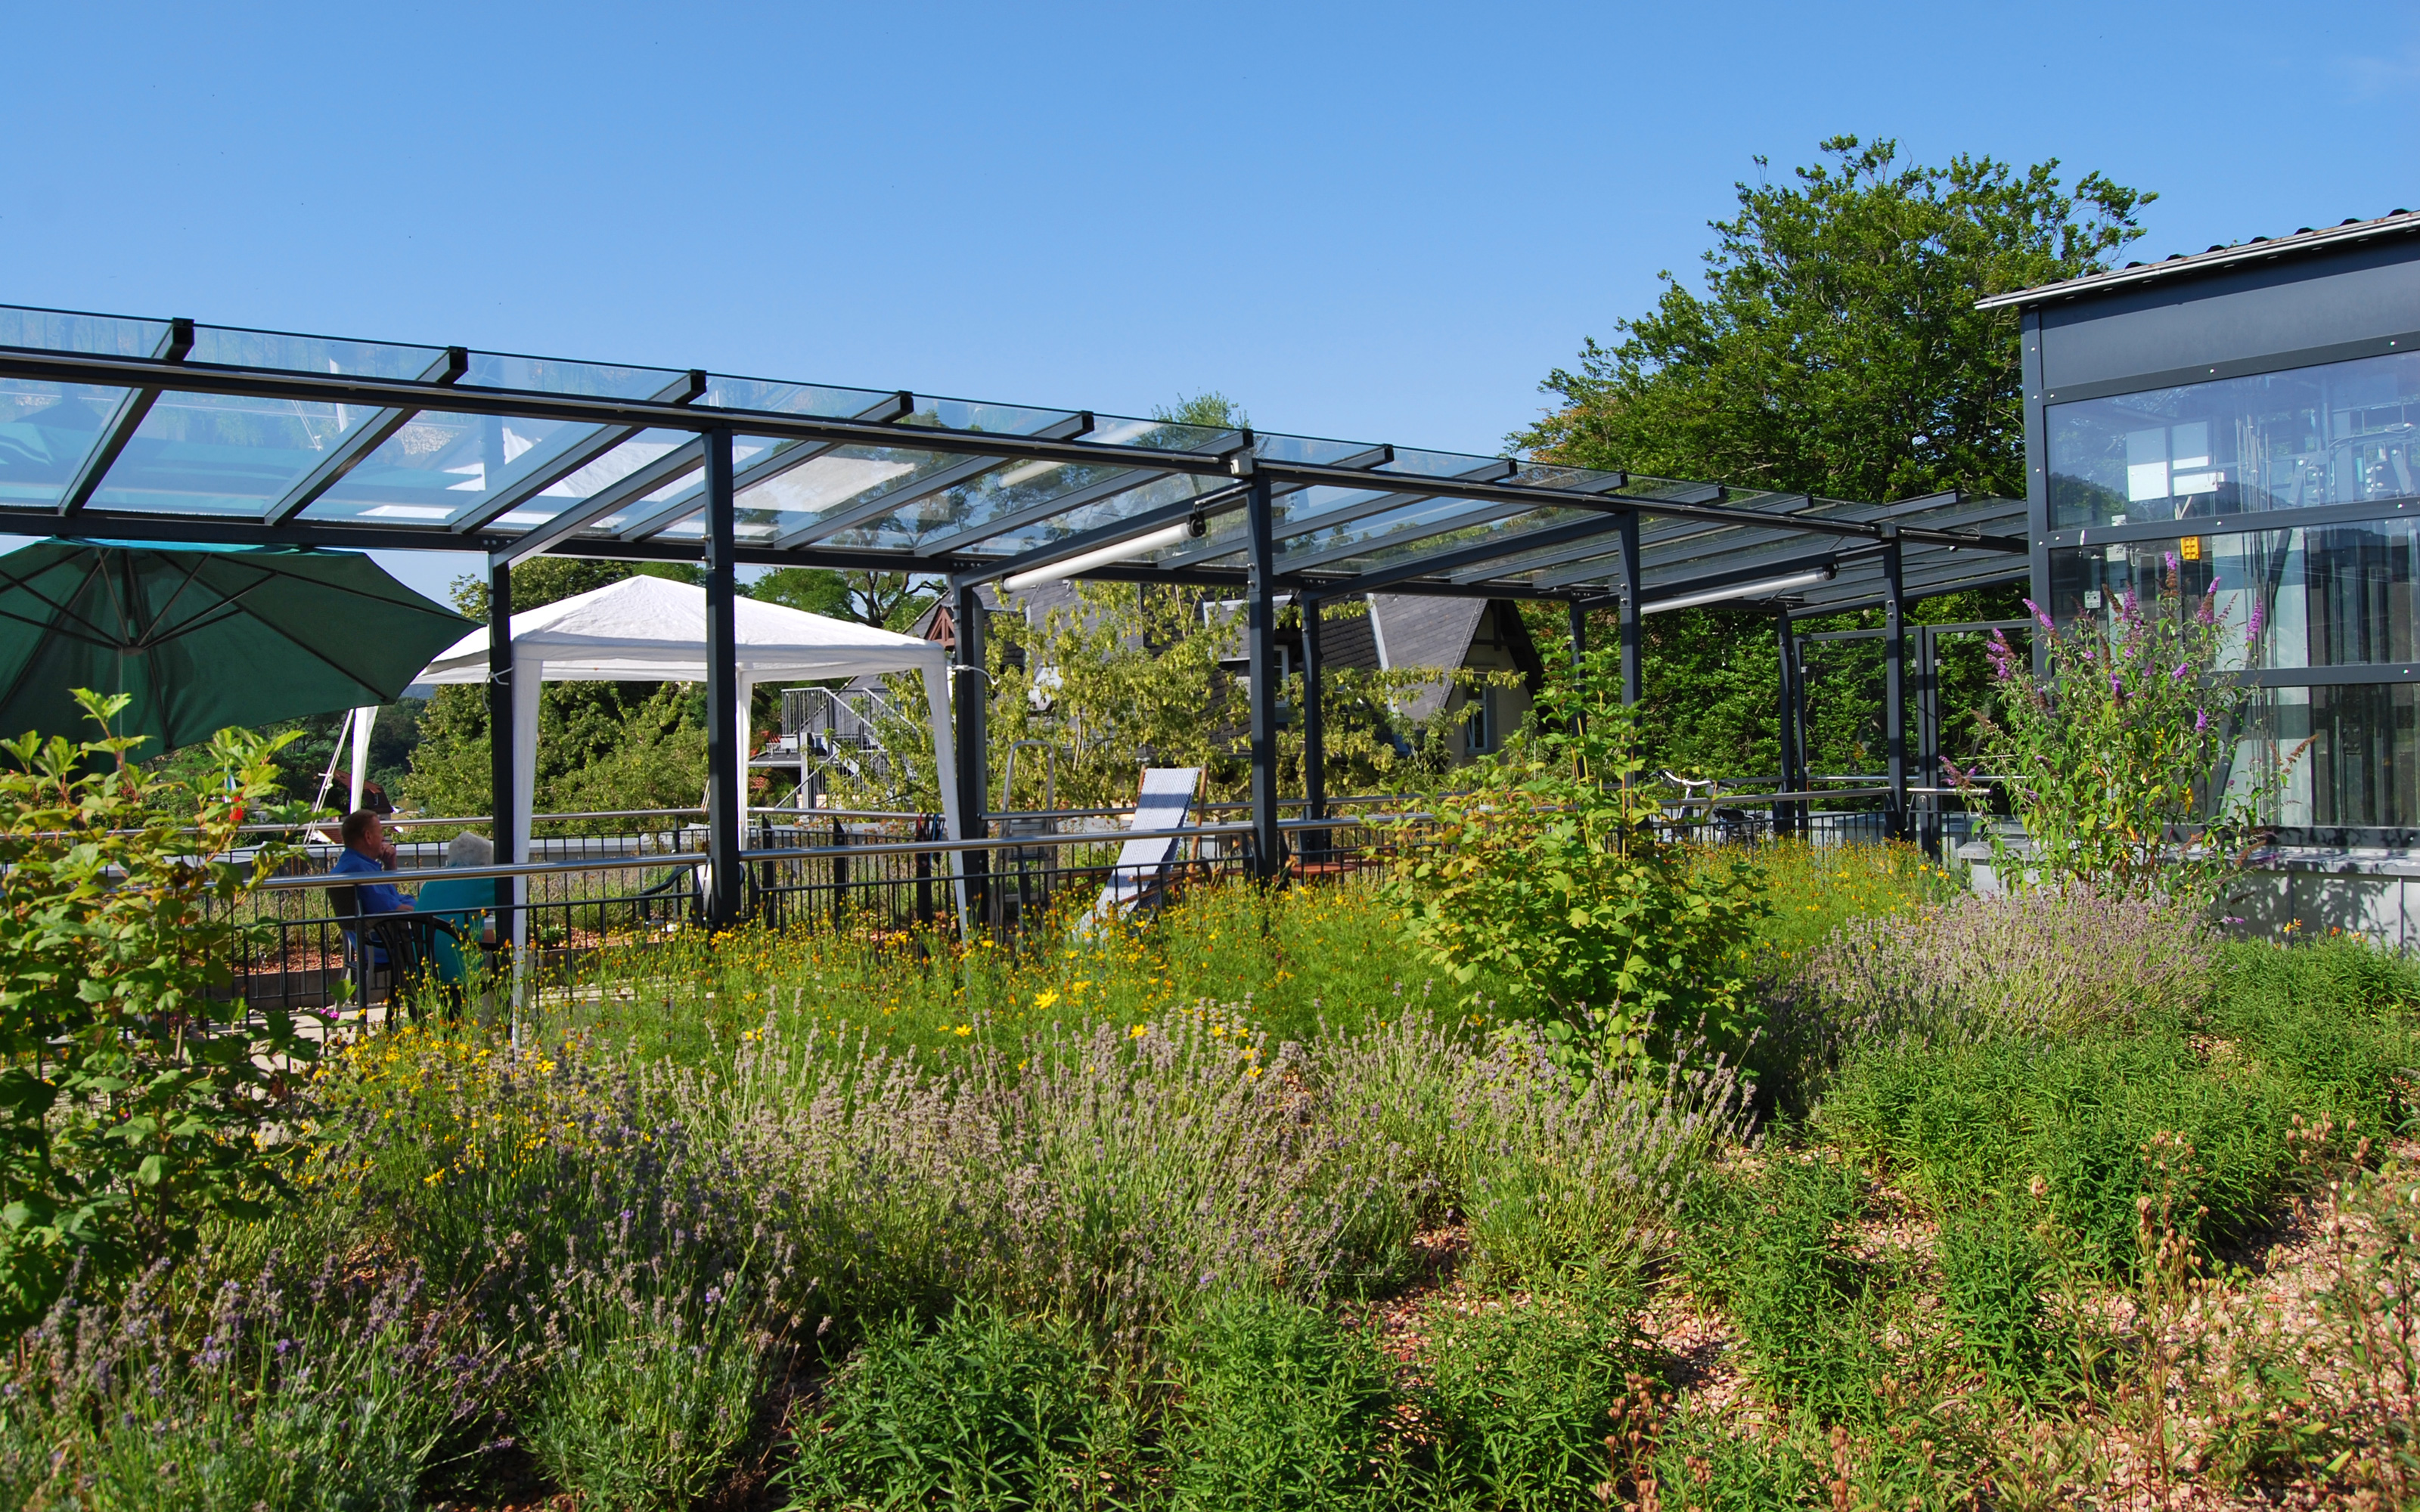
[2040,346,2420,837]
[2047,347,2420,530]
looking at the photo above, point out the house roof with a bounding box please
[1977,209,2420,311]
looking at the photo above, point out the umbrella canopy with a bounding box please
[0,540,470,756]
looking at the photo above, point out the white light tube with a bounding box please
[1002,515,1206,591]
[1640,566,1835,616]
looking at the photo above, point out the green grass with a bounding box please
[532,873,1428,1063]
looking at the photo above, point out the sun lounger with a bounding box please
[1085,767,1203,925]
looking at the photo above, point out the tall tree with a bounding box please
[1517,136,2149,502]
[1516,138,2152,779]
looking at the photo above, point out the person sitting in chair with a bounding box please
[332,810,414,915]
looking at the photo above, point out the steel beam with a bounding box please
[1618,512,1643,705]
[449,368,706,534]
[1301,593,1327,864]
[703,430,743,928]
[267,346,467,523]
[776,411,1096,549]
[57,318,193,516]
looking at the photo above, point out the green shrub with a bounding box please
[1680,1152,1896,1421]
[1936,1202,2068,1399]
[0,692,315,1325]
[523,1272,771,1512]
[2206,938,2420,1137]
[1167,1290,1399,1511]
[1392,643,1767,1073]
[1822,1016,2297,1272]
[1413,1282,1641,1510]
[779,1304,1133,1511]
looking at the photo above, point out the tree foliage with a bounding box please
[1516,135,2149,501]
[0,692,315,1325]
[1513,138,2151,784]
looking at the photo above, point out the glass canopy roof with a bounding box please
[0,302,2026,612]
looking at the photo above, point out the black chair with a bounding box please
[328,885,473,1027]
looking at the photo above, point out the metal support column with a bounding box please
[1916,625,1942,858]
[953,582,991,925]
[702,429,744,927]
[1300,593,1327,865]
[1616,511,1643,705]
[1775,606,1800,839]
[1567,597,1587,660]
[1881,525,1908,839]
[1244,469,1283,879]
[486,556,514,966]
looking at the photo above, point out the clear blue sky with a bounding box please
[5,2,2415,603]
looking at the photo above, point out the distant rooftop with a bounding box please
[1977,209,2420,311]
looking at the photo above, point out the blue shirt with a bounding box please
[330,847,411,915]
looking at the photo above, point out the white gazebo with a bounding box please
[416,574,964,940]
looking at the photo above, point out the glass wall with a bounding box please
[2046,518,2420,673]
[2047,346,2420,529]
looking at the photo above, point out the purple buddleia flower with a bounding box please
[2165,550,2181,574]
[2195,708,2209,732]
[2247,600,2264,640]
[2171,662,2188,681]
[2111,672,2124,696]
[2024,597,2054,631]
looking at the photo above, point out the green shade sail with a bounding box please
[0,540,472,758]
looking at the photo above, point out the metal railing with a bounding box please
[203,776,2000,1016]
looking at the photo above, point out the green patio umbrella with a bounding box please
[0,540,472,757]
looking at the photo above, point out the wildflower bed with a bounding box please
[3,844,2415,1510]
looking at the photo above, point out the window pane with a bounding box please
[2048,347,2420,529]
[2048,517,2420,671]
[2234,685,2420,835]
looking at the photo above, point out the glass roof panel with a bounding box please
[959,474,1242,562]
[0,306,172,509]
[1297,506,1608,579]
[699,374,903,419]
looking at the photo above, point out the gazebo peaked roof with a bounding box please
[0,302,2026,615]
[417,572,939,683]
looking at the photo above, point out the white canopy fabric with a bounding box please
[417,575,965,941]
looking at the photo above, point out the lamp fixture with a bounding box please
[1001,513,1206,591]
[1640,565,1835,615]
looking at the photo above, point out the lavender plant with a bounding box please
[1793,886,2214,1045]
[0,1254,470,1511]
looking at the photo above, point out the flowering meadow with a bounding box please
[3,844,2418,1510]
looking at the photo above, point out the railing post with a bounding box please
[1882,525,1909,840]
[1244,466,1283,880]
[1617,512,1643,706]
[1917,624,1942,858]
[703,428,744,928]
[1300,593,1327,866]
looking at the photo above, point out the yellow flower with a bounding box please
[954,1024,973,1037]
[1033,989,1060,1010]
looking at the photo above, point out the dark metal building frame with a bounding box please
[0,302,2032,922]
